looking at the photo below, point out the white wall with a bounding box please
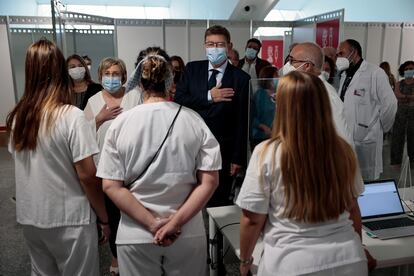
[343,22,414,79]
[301,0,414,22]
[0,24,16,127]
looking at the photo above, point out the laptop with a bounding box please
[357,179,414,240]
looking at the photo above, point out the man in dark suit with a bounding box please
[175,25,250,207]
[239,38,271,79]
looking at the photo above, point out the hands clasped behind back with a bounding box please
[211,83,234,102]
[148,215,182,247]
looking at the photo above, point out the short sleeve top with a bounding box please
[97,101,222,244]
[9,106,99,228]
[236,141,366,274]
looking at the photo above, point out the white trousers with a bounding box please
[117,236,207,276]
[22,223,99,276]
[302,261,368,276]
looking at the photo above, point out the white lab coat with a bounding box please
[319,75,353,147]
[339,60,397,180]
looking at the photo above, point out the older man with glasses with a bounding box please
[175,25,250,207]
[281,42,352,145]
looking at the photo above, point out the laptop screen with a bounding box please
[358,180,405,219]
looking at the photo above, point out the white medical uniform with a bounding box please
[84,87,143,164]
[97,101,221,276]
[9,106,100,276]
[320,75,353,146]
[236,142,367,276]
[339,60,397,180]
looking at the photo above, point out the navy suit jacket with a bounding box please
[175,60,250,167]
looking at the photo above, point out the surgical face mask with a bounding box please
[245,47,258,60]
[102,76,122,93]
[68,67,86,80]
[321,71,330,81]
[404,69,414,79]
[206,47,227,66]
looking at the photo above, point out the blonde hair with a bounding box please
[260,71,357,223]
[98,57,127,83]
[6,39,72,151]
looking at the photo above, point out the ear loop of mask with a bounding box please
[125,54,173,93]
[346,49,355,65]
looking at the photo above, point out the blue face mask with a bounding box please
[206,47,227,66]
[102,76,122,93]
[404,69,414,79]
[245,47,258,60]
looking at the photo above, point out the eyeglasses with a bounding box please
[286,55,314,66]
[204,41,227,48]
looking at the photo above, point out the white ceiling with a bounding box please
[35,0,414,21]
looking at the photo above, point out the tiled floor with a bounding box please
[1,139,413,275]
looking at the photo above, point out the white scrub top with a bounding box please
[84,87,143,164]
[9,106,99,228]
[97,102,222,244]
[236,142,366,275]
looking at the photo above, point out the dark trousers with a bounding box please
[208,144,234,207]
[104,194,121,258]
[391,105,414,165]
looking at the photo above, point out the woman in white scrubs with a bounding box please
[237,71,367,276]
[6,39,109,276]
[97,52,221,276]
[84,57,142,275]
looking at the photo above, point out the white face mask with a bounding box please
[68,67,86,80]
[321,71,330,81]
[336,50,354,71]
[87,65,92,71]
[282,61,307,75]
[336,57,350,71]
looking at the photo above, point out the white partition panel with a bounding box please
[9,29,54,100]
[65,30,115,81]
[210,21,251,56]
[366,23,383,65]
[116,24,163,74]
[165,22,187,63]
[189,21,207,62]
[0,23,15,127]
[343,23,367,58]
[400,23,414,66]
[383,23,402,79]
[292,23,315,43]
[283,31,293,59]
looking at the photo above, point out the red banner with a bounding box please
[261,40,284,69]
[316,19,340,49]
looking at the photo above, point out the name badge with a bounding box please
[354,88,365,97]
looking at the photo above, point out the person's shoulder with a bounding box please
[258,57,271,66]
[180,104,203,120]
[186,60,208,68]
[228,63,250,80]
[88,91,103,102]
[57,105,86,127]
[88,82,102,92]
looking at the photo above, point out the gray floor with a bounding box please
[0,139,413,275]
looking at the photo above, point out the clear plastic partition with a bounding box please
[248,78,278,154]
